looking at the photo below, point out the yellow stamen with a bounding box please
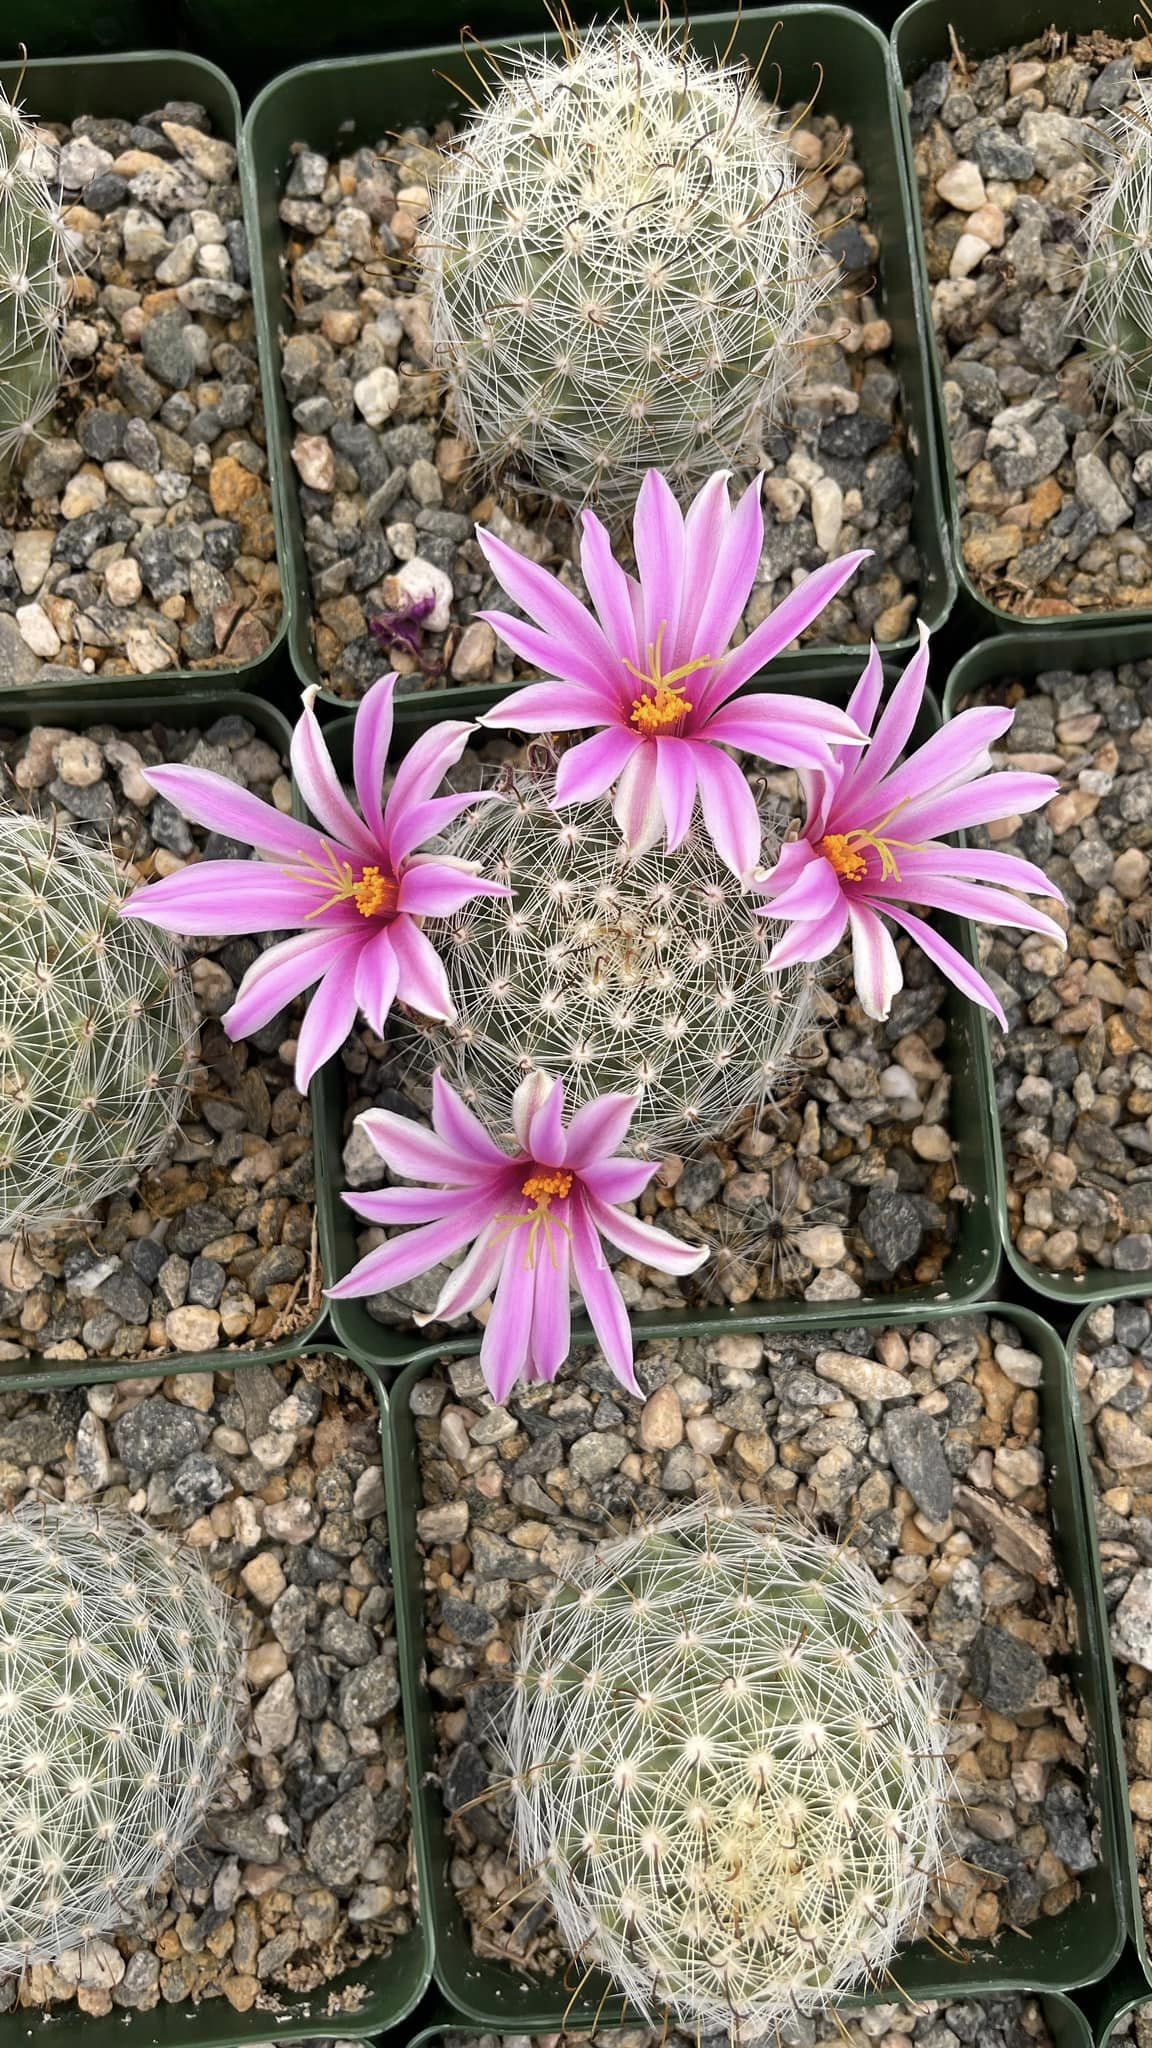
[353,866,398,918]
[521,1168,573,1207]
[622,620,717,736]
[819,799,924,889]
[820,834,867,883]
[492,1168,575,1272]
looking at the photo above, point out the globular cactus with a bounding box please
[0,1500,240,1971]
[415,780,820,1154]
[0,87,69,474]
[1070,81,1152,416]
[0,811,196,1236]
[421,21,834,518]
[502,1499,950,2035]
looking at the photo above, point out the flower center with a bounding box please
[291,843,399,921]
[623,621,716,737]
[353,866,399,918]
[820,834,868,883]
[521,1168,573,1208]
[819,814,921,889]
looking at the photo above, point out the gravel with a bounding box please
[448,2002,1057,2048]
[0,1356,411,2019]
[277,105,919,701]
[0,98,280,682]
[954,659,1152,1280]
[1074,1296,1152,1945]
[909,29,1152,618]
[413,1314,1095,1976]
[0,715,318,1362]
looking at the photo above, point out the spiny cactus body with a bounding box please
[422,23,833,517]
[503,1500,949,2035]
[0,88,69,473]
[416,780,819,1152]
[1071,81,1152,415]
[0,1501,240,1971]
[0,812,195,1236]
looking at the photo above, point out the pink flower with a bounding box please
[477,469,870,881]
[120,676,507,1091]
[755,625,1067,1026]
[327,1070,706,1402]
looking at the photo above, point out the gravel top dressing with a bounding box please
[413,1314,1095,1978]
[0,1354,411,2018]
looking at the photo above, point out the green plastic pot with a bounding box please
[891,0,1152,641]
[1,50,288,698]
[242,6,956,713]
[1090,1980,1152,2047]
[0,677,326,1381]
[0,1342,432,2044]
[386,1301,1128,2024]
[1069,1296,1152,1996]
[942,621,1152,1309]
[406,1995,1098,2048]
[313,664,1001,1368]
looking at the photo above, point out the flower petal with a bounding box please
[845,641,885,741]
[586,1192,708,1275]
[882,902,1009,1029]
[569,1192,638,1397]
[121,862,327,937]
[701,697,859,772]
[634,469,686,661]
[477,525,620,688]
[840,703,1016,828]
[295,950,362,1089]
[847,903,904,1022]
[529,1230,572,1383]
[396,862,507,917]
[613,741,664,855]
[138,763,336,868]
[382,720,474,852]
[479,1244,536,1404]
[554,726,642,805]
[762,897,849,968]
[678,470,734,654]
[893,772,1060,843]
[895,845,1063,899]
[384,789,501,870]
[226,929,360,1040]
[512,1069,561,1155]
[654,736,698,851]
[292,687,380,862]
[690,741,765,882]
[579,1157,655,1204]
[684,471,763,669]
[356,1105,497,1185]
[353,927,400,1036]
[580,507,641,666]
[697,548,871,714]
[350,1185,473,1226]
[389,916,455,1020]
[826,619,931,824]
[480,676,621,732]
[880,873,1067,940]
[351,672,396,844]
[423,1221,508,1323]
[563,1092,640,1167]
[432,1069,517,1168]
[326,1192,496,1298]
[525,1071,568,1166]
[762,852,844,922]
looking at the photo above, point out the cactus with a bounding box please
[421,21,834,518]
[0,811,196,1236]
[502,1499,949,2034]
[0,1500,240,1971]
[1070,80,1152,416]
[0,86,69,475]
[414,779,820,1153]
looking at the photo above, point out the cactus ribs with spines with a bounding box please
[0,809,196,1238]
[1071,80,1152,420]
[421,20,838,519]
[0,84,69,477]
[0,1499,240,1974]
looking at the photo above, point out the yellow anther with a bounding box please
[622,620,715,737]
[521,1168,574,1207]
[353,866,398,918]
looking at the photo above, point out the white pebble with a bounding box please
[810,475,843,556]
[389,556,452,631]
[936,160,986,211]
[15,603,60,658]
[949,233,992,280]
[353,364,400,426]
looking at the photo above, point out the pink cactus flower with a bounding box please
[120,675,507,1090]
[477,469,871,881]
[328,1070,706,1402]
[755,626,1067,1025]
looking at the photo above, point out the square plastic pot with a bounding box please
[0,49,288,699]
[942,621,1152,1309]
[405,1998,1097,2048]
[242,6,955,712]
[0,1342,432,2045]
[1089,1979,1152,2047]
[312,662,1001,1369]
[0,678,326,1382]
[386,1300,1128,2025]
[891,0,1152,640]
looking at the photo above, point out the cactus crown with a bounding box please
[0,1500,240,1972]
[0,811,196,1236]
[414,778,820,1153]
[421,21,834,517]
[1070,81,1152,415]
[502,1499,949,2036]
[0,87,69,473]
